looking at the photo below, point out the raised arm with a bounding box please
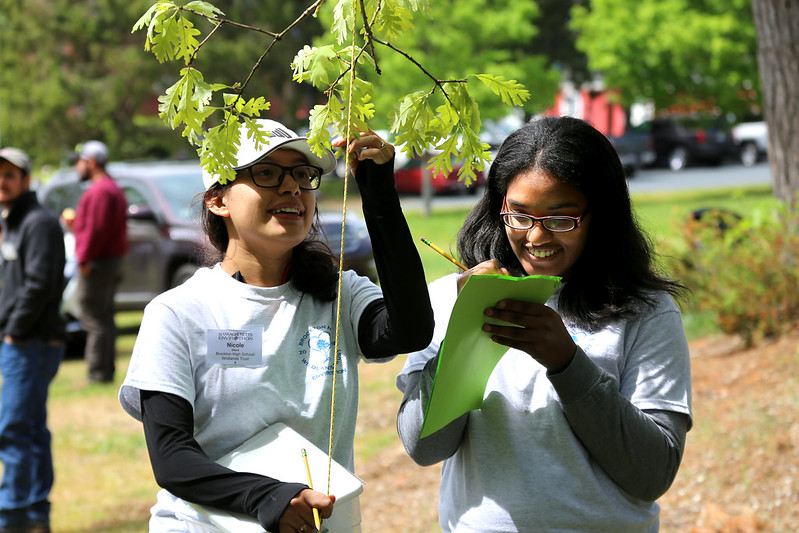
[335,133,434,357]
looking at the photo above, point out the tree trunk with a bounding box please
[751,0,799,204]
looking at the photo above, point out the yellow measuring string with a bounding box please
[326,0,359,497]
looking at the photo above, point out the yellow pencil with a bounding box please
[301,449,322,530]
[420,237,468,271]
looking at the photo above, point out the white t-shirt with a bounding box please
[397,273,692,532]
[120,264,385,528]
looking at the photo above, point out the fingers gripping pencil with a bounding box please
[301,449,326,532]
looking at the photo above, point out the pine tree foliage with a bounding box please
[133,0,530,186]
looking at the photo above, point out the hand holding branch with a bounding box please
[332,129,394,175]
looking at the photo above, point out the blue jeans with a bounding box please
[0,338,63,528]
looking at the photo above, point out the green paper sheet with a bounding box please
[420,274,561,438]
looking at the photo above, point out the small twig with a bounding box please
[175,1,468,132]
[203,1,326,116]
[325,46,370,97]
[372,37,466,86]
[189,19,224,66]
[324,0,386,92]
[237,0,325,94]
[180,6,279,38]
[371,37,467,106]
[358,0,380,74]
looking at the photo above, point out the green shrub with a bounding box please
[665,203,799,347]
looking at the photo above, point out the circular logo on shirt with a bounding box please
[298,325,345,381]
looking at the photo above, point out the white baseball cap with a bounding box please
[202,119,337,190]
[77,140,110,165]
[0,147,32,175]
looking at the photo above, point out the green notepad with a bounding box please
[420,274,561,438]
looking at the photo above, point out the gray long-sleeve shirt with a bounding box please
[396,273,692,532]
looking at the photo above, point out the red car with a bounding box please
[392,152,485,195]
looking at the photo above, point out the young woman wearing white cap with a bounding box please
[120,120,433,533]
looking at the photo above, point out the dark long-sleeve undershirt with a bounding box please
[397,347,690,502]
[353,158,434,358]
[142,390,306,531]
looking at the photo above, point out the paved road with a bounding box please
[626,161,771,194]
[399,161,772,212]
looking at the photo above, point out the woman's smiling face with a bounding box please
[221,148,317,257]
[503,168,590,278]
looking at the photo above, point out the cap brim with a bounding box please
[234,137,336,175]
[0,153,31,175]
[202,122,338,190]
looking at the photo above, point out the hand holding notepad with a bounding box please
[420,274,561,438]
[188,423,363,532]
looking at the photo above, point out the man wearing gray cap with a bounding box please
[0,147,65,533]
[73,140,128,383]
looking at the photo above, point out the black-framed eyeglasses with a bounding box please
[500,210,588,232]
[246,163,323,190]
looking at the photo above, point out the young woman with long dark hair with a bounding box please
[121,119,433,533]
[397,116,692,532]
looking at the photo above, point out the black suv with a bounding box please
[640,115,736,171]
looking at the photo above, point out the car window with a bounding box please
[40,182,86,217]
[628,122,652,133]
[153,172,205,222]
[124,186,149,211]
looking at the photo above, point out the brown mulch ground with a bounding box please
[354,330,799,532]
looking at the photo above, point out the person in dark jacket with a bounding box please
[0,147,66,533]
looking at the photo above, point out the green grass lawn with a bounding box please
[49,319,154,533]
[405,208,471,282]
[632,184,774,248]
[43,183,779,531]
[403,184,777,339]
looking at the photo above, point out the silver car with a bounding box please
[39,160,377,310]
[39,160,377,357]
[39,161,214,312]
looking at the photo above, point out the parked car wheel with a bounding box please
[668,146,689,171]
[63,316,87,359]
[739,142,759,167]
[732,121,768,167]
[646,114,737,171]
[466,183,481,195]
